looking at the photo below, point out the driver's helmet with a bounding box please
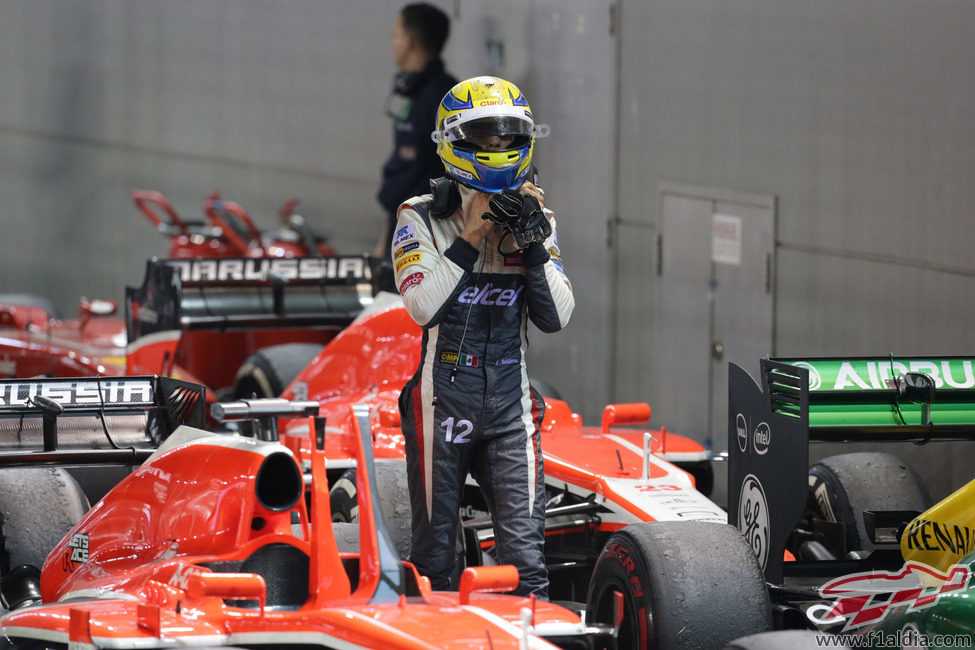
[432,76,541,193]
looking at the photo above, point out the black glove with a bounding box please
[484,189,525,224]
[485,189,552,250]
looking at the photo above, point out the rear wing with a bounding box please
[773,357,975,440]
[727,356,975,583]
[0,375,205,465]
[125,255,378,341]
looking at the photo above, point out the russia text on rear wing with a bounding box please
[126,256,376,337]
[124,256,379,375]
[0,375,205,466]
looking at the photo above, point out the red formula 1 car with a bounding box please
[0,376,615,649]
[0,188,340,397]
[0,295,129,381]
[125,255,375,400]
[133,189,336,259]
[0,254,375,408]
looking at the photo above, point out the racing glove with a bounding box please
[485,189,552,250]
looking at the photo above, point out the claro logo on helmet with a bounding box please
[457,283,524,307]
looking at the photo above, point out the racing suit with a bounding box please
[393,185,574,597]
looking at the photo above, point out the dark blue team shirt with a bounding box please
[378,58,457,218]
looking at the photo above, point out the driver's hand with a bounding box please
[518,181,545,208]
[460,192,497,249]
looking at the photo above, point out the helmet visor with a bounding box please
[445,116,533,150]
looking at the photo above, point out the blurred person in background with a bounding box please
[376,3,457,290]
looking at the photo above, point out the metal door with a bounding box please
[652,184,775,503]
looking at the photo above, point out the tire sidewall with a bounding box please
[329,469,358,523]
[806,452,932,554]
[807,462,858,552]
[586,522,772,649]
[587,531,656,648]
[233,343,323,399]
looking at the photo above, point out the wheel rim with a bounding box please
[590,578,652,648]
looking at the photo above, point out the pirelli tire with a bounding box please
[0,468,89,574]
[329,468,358,523]
[232,343,324,399]
[723,630,850,649]
[328,460,412,560]
[585,521,771,650]
[807,452,931,555]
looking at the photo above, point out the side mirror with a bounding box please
[601,402,652,432]
[896,372,935,425]
[78,298,117,332]
[79,298,117,318]
[458,565,520,604]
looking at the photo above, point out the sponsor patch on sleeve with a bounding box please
[394,241,420,259]
[393,223,417,247]
[504,254,524,267]
[395,252,422,272]
[399,272,424,293]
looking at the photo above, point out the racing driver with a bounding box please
[392,75,574,598]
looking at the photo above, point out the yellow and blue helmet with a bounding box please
[431,76,544,193]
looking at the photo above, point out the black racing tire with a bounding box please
[586,521,771,650]
[807,452,931,555]
[232,343,323,399]
[330,469,358,523]
[328,460,412,560]
[724,630,849,649]
[0,468,89,574]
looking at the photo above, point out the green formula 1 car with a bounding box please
[725,356,975,649]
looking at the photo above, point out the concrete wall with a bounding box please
[0,0,616,422]
[614,0,975,497]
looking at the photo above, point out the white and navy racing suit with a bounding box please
[392,185,574,597]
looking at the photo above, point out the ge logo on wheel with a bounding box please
[738,474,770,569]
